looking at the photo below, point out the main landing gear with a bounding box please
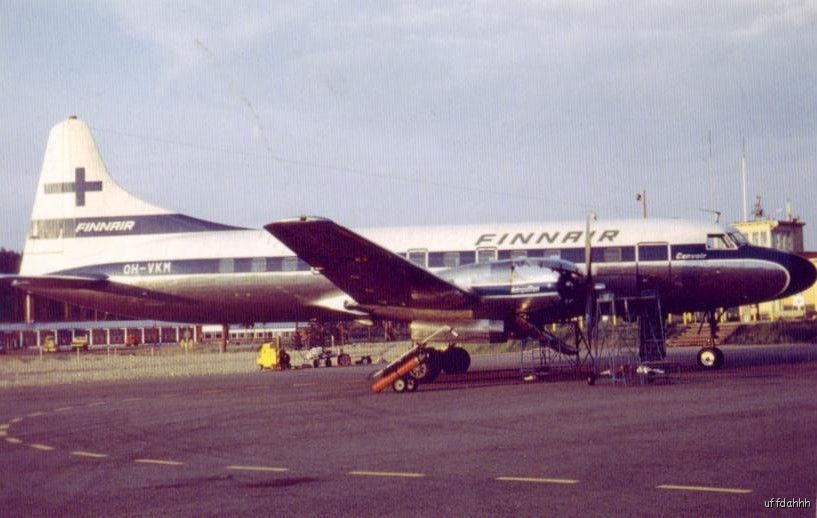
[409,345,471,384]
[696,311,724,370]
[371,343,472,394]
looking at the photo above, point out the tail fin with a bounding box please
[21,116,240,275]
[30,116,170,225]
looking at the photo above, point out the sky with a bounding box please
[1,1,816,252]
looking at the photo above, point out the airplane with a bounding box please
[4,116,816,389]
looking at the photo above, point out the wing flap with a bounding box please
[264,217,476,309]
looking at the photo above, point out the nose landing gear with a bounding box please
[696,311,724,370]
[696,346,724,369]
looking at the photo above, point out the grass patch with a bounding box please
[723,321,817,345]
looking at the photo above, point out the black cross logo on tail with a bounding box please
[44,167,103,207]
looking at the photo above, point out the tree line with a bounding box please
[0,249,22,323]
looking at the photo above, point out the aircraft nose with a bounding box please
[779,253,817,298]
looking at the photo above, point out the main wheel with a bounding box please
[392,376,407,393]
[405,376,418,392]
[697,347,724,370]
[441,347,471,374]
[410,349,441,383]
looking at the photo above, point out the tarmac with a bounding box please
[1,344,816,517]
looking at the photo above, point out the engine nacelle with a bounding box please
[410,320,507,344]
[440,258,583,314]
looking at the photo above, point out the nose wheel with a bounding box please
[697,347,724,370]
[696,310,725,370]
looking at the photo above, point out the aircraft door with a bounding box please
[636,243,671,293]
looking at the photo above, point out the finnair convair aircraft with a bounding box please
[7,117,816,378]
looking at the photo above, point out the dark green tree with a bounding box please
[0,248,21,274]
[0,248,22,322]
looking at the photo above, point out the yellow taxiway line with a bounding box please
[134,458,185,466]
[226,465,289,473]
[657,484,752,494]
[496,477,580,485]
[348,470,425,478]
[71,451,109,459]
[29,443,55,451]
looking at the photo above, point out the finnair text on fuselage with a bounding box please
[474,229,619,247]
[75,220,135,234]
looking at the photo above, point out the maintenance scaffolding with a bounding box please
[519,290,679,385]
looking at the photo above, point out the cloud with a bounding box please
[1,2,815,249]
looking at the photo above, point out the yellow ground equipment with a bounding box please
[42,335,59,353]
[71,336,90,352]
[179,337,195,351]
[257,340,291,371]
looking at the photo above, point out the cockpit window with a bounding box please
[727,230,748,247]
[706,234,737,250]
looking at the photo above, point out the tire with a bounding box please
[410,349,441,383]
[324,358,332,367]
[441,347,471,374]
[312,359,319,368]
[392,377,407,393]
[405,376,418,392]
[697,347,723,370]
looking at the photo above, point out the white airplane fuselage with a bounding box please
[12,117,817,331]
[20,217,814,325]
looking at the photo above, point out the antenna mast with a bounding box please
[741,138,748,221]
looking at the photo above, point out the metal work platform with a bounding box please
[584,291,678,386]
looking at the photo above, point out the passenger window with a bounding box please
[560,248,585,263]
[459,251,476,265]
[251,257,266,273]
[218,258,234,273]
[408,250,427,267]
[443,252,460,268]
[281,257,298,272]
[477,248,497,263]
[510,250,527,259]
[603,247,622,262]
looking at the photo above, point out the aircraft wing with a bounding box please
[0,274,193,304]
[264,217,477,310]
